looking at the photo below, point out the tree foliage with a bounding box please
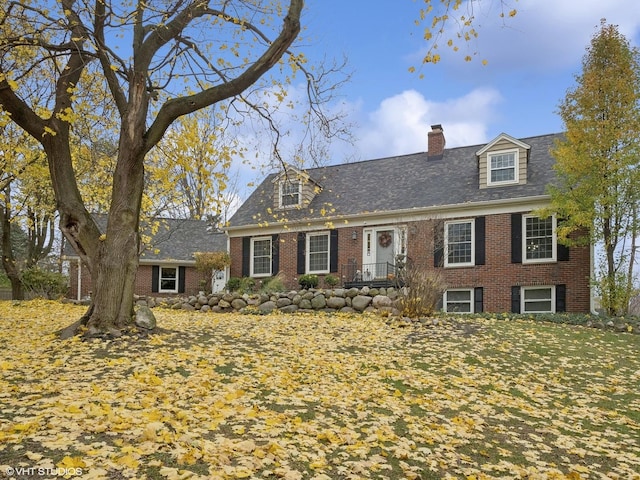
[548,21,640,315]
[147,108,241,222]
[0,117,57,299]
[0,0,523,335]
[194,251,231,273]
[412,0,518,68]
[0,0,325,335]
[194,250,231,293]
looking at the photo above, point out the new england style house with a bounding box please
[226,126,593,314]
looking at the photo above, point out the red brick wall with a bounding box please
[134,265,209,297]
[277,232,297,285]
[230,230,362,288]
[229,236,243,280]
[230,213,592,313]
[67,261,93,300]
[66,262,208,299]
[405,215,591,313]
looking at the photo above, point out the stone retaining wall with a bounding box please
[138,286,401,315]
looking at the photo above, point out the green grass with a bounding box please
[0,300,639,479]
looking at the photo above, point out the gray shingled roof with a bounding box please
[139,218,227,262]
[229,133,562,227]
[63,217,226,262]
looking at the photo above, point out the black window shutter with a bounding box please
[557,243,570,261]
[556,284,566,312]
[557,218,570,261]
[434,245,443,267]
[178,266,186,293]
[511,213,522,263]
[330,230,339,272]
[511,286,521,313]
[151,266,159,293]
[271,234,279,275]
[474,287,484,313]
[436,295,443,311]
[434,222,444,268]
[475,217,486,265]
[242,237,250,277]
[297,232,306,274]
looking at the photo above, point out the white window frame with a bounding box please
[279,179,301,208]
[523,214,557,264]
[250,236,272,277]
[306,231,330,274]
[159,266,179,293]
[444,219,475,267]
[487,149,519,186]
[396,226,408,259]
[521,286,556,313]
[443,289,474,313]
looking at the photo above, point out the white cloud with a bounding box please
[483,0,640,70]
[356,88,503,158]
[412,0,640,74]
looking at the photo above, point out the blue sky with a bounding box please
[226,0,640,209]
[297,0,640,160]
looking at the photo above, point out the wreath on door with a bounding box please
[378,232,392,248]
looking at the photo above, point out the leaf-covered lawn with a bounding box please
[1,301,639,480]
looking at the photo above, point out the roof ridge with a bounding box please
[292,132,562,174]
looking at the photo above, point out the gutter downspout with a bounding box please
[77,258,82,302]
[590,242,598,314]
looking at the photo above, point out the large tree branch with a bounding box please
[137,0,211,71]
[143,0,303,153]
[93,0,128,114]
[0,77,47,140]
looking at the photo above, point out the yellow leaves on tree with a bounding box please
[413,0,518,70]
[147,108,242,222]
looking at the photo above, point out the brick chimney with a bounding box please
[428,124,445,158]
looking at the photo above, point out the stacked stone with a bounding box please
[138,286,401,316]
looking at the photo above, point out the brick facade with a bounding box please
[67,262,209,300]
[227,130,593,314]
[229,212,592,313]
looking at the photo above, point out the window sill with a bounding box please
[522,258,557,265]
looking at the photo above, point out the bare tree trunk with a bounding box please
[83,71,147,336]
[87,232,139,335]
[86,174,143,335]
[0,0,306,338]
[625,204,639,315]
[0,185,24,300]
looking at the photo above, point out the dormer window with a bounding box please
[279,180,301,208]
[476,134,529,189]
[488,149,518,185]
[272,165,321,210]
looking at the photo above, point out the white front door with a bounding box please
[362,227,406,279]
[374,230,395,277]
[212,269,227,293]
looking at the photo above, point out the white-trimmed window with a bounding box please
[279,180,301,207]
[444,289,473,313]
[522,286,555,313]
[524,215,556,263]
[488,150,518,185]
[159,267,178,293]
[251,236,272,277]
[307,232,330,274]
[445,220,474,267]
